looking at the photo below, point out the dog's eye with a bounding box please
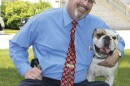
[97,33,104,38]
[112,36,116,40]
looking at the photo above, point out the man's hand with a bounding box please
[25,67,42,80]
[98,50,120,67]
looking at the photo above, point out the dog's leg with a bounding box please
[105,76,114,86]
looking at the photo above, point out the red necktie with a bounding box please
[60,21,78,86]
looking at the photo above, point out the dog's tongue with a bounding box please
[100,47,110,54]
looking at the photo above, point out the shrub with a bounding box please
[1,0,52,29]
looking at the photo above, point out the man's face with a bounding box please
[67,0,95,20]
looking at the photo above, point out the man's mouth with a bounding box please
[77,3,89,13]
[79,6,86,12]
[94,45,113,55]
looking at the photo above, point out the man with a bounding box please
[9,0,125,86]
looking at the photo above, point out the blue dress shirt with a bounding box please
[9,8,125,83]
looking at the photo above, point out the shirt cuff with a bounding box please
[16,63,32,77]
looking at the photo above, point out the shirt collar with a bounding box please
[78,14,90,29]
[63,8,73,26]
[63,8,90,28]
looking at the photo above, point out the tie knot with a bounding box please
[72,21,78,25]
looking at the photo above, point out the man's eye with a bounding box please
[88,0,96,4]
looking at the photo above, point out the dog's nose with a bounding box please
[104,36,111,47]
[104,36,111,40]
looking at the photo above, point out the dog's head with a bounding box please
[92,29,119,58]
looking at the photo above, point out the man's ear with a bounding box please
[92,28,97,38]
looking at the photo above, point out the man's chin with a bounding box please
[74,10,86,19]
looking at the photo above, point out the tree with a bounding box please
[1,0,52,29]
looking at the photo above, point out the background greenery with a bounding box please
[0,49,130,86]
[4,29,18,34]
[1,0,52,29]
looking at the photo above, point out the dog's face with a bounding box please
[93,29,119,58]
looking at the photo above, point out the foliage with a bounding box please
[1,0,52,29]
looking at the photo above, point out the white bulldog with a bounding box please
[87,29,120,86]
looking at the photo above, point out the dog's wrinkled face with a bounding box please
[93,29,119,58]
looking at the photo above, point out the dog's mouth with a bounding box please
[94,45,113,56]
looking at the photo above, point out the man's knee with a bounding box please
[18,79,42,86]
[87,81,110,86]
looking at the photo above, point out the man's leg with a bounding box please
[19,79,42,86]
[19,77,60,86]
[87,81,110,86]
[75,79,110,86]
[19,78,109,86]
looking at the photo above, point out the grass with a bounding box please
[0,49,33,86]
[3,29,19,34]
[0,49,130,86]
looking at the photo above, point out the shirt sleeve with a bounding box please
[9,40,32,76]
[9,16,39,76]
[117,36,125,57]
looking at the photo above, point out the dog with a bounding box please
[87,29,120,86]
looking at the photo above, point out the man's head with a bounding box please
[67,0,96,20]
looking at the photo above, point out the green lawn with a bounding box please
[0,49,33,86]
[4,29,19,34]
[0,49,130,86]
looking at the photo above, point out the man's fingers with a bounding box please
[33,67,42,80]
[25,73,42,80]
[98,61,105,66]
[34,67,42,74]
[25,67,42,80]
[31,73,42,80]
[98,61,115,67]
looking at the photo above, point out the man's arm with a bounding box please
[9,40,32,76]
[9,16,42,79]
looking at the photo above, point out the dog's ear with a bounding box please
[92,28,97,38]
[117,34,120,41]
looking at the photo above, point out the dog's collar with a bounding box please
[93,55,107,59]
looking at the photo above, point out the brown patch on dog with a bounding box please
[93,29,107,39]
